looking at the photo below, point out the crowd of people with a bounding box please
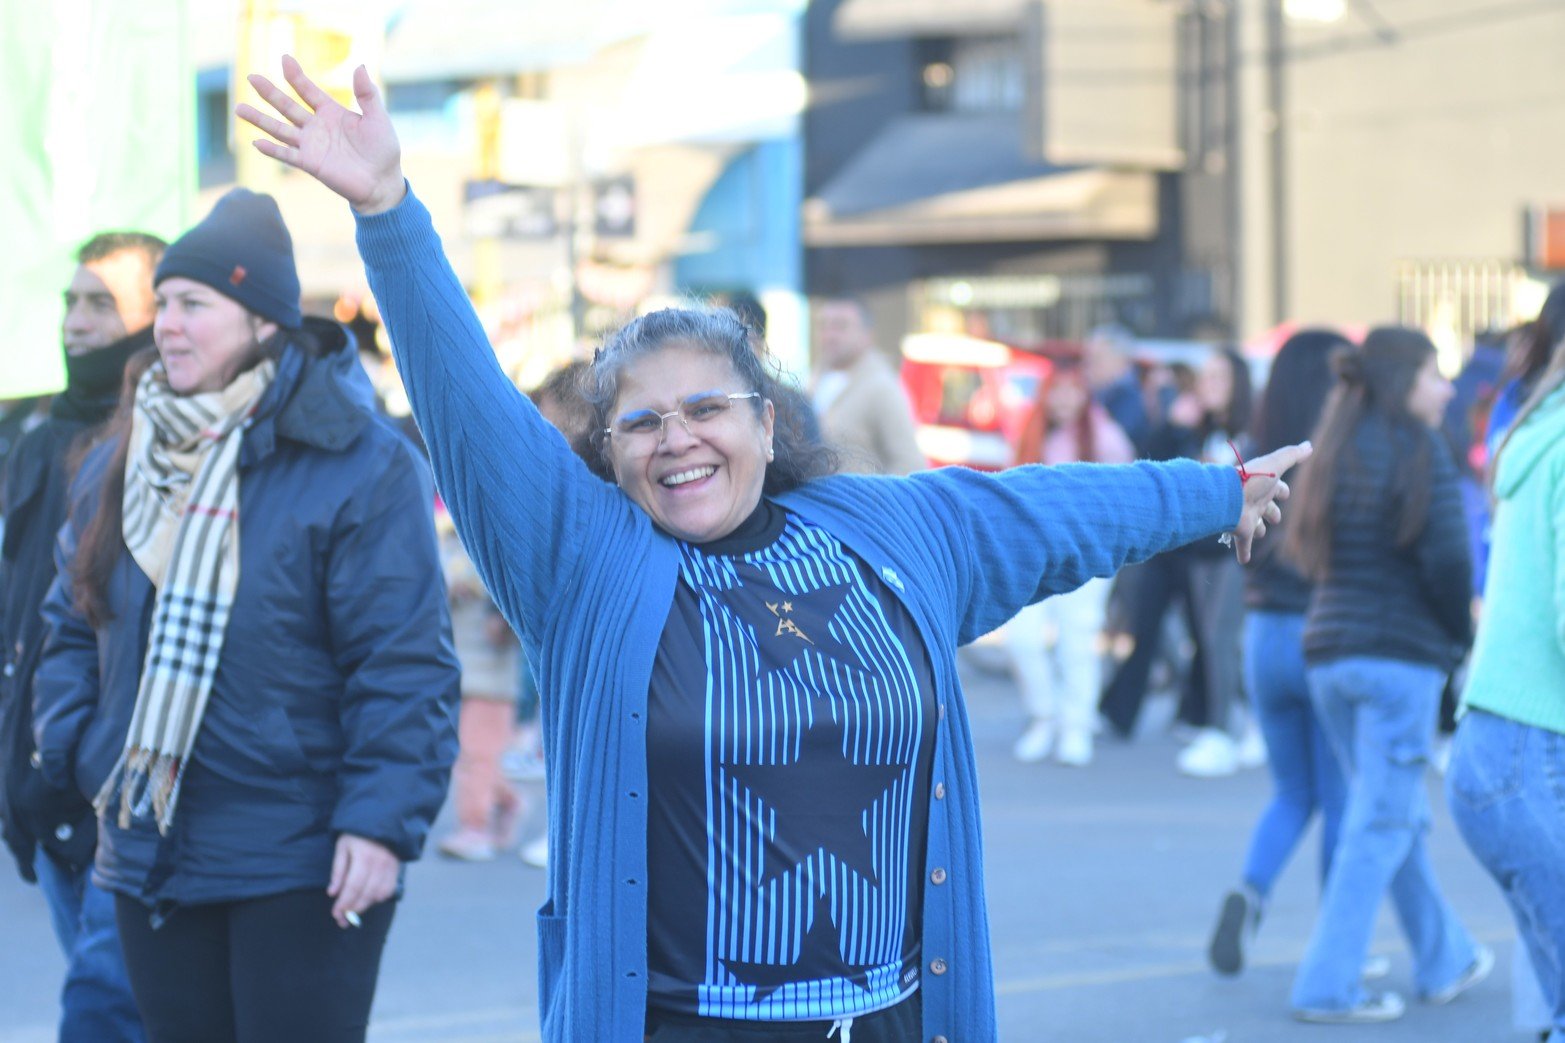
[0,52,1560,1043]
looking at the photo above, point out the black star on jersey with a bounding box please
[720,891,877,1001]
[714,560,865,679]
[724,706,905,887]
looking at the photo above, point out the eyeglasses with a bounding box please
[605,390,761,446]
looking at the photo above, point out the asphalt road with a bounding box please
[0,651,1531,1042]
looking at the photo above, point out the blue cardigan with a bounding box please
[355,190,1242,1042]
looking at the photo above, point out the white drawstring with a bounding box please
[827,1017,853,1043]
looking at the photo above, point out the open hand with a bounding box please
[236,56,406,215]
[328,833,399,928]
[1230,441,1312,565]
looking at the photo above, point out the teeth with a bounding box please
[662,466,716,487]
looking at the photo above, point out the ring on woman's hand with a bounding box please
[1218,532,1235,548]
[345,910,362,928]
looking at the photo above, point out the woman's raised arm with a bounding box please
[237,59,629,642]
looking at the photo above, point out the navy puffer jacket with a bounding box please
[33,320,460,908]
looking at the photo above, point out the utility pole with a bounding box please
[1265,0,1289,325]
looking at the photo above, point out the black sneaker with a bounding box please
[1208,887,1260,977]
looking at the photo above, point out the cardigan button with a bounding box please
[937,702,946,721]
[55,823,74,842]
[930,957,947,975]
[30,751,42,769]
[2,661,13,678]
[933,782,946,800]
[932,1037,950,1043]
[930,867,947,885]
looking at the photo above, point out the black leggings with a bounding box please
[114,889,395,1043]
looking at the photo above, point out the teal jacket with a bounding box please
[1463,388,1565,734]
[355,189,1242,1042]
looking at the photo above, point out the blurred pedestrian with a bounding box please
[810,297,925,475]
[1447,307,1565,1043]
[1082,325,1151,454]
[1006,358,1134,767]
[31,188,460,1043]
[1285,327,1489,1023]
[1,230,165,1042]
[436,518,524,862]
[238,57,1306,1042]
[1206,330,1348,977]
[1101,347,1255,776]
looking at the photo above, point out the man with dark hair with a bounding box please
[810,297,924,475]
[1,229,163,1042]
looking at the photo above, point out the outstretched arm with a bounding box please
[237,59,627,639]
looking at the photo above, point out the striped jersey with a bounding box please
[645,500,937,1021]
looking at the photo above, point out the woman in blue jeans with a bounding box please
[1284,327,1491,1023]
[1207,330,1350,975]
[1448,307,1565,1043]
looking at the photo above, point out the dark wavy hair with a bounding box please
[1285,326,1439,579]
[581,306,836,493]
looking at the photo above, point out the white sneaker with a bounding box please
[1055,730,1094,767]
[519,834,549,868]
[1237,719,1267,769]
[1177,729,1239,778]
[1423,945,1494,1005]
[1013,719,1056,763]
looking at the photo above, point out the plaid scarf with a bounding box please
[96,360,275,833]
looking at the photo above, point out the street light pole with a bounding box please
[1266,0,1289,325]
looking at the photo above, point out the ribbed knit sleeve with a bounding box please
[353,188,628,640]
[905,459,1241,644]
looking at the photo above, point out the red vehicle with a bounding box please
[899,333,1070,471]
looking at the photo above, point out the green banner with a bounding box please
[0,1,193,398]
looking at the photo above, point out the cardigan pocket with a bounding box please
[536,903,568,1027]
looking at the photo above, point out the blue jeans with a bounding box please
[1290,657,1478,1010]
[1447,709,1565,1041]
[33,850,145,1043]
[1240,612,1346,898]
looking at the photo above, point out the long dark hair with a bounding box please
[1209,345,1253,437]
[72,326,309,627]
[1251,329,1350,454]
[1502,280,1565,390]
[72,347,159,628]
[1494,289,1565,477]
[1286,326,1440,579]
[581,306,837,493]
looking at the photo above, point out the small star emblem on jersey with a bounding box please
[713,560,865,678]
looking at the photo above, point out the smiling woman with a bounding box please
[579,308,837,544]
[30,186,460,1043]
[237,55,1309,1043]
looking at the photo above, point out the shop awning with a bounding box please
[833,0,1030,40]
[802,113,1158,247]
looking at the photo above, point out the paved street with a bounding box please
[0,652,1528,1042]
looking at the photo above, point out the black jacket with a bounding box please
[33,320,460,907]
[0,330,150,880]
[1303,415,1473,671]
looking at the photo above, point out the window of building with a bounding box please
[918,37,1024,114]
[196,66,234,188]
